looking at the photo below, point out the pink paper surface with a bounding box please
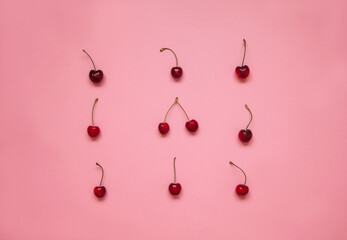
[1,0,347,239]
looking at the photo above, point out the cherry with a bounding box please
[160,48,183,79]
[87,98,100,138]
[94,162,106,198]
[235,39,250,79]
[238,104,253,143]
[158,97,199,134]
[229,161,249,196]
[83,49,104,83]
[169,157,182,196]
[158,122,170,134]
[185,119,199,132]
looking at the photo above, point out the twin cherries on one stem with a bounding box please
[158,97,199,134]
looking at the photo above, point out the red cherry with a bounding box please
[87,98,100,138]
[235,39,250,80]
[229,162,249,197]
[235,184,249,196]
[235,66,250,79]
[160,48,183,79]
[89,70,104,83]
[94,163,106,198]
[169,157,182,196]
[169,183,182,195]
[185,119,199,132]
[158,122,170,134]
[171,67,183,79]
[94,186,106,198]
[88,126,100,137]
[83,49,103,83]
[239,104,253,143]
[238,129,252,143]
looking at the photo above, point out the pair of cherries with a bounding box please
[170,157,249,197]
[162,39,250,81]
[158,97,199,134]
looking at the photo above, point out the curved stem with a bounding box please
[245,104,252,130]
[164,97,179,122]
[229,161,247,186]
[92,98,99,126]
[176,101,190,121]
[173,157,177,183]
[241,39,246,67]
[82,49,96,70]
[160,48,179,67]
[96,162,104,187]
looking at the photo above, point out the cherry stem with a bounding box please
[173,157,177,183]
[82,49,96,70]
[92,98,98,126]
[241,39,246,67]
[96,162,104,187]
[160,48,179,67]
[229,161,247,186]
[163,97,190,122]
[176,99,190,121]
[245,104,252,131]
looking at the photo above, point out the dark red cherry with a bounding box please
[235,184,249,196]
[169,183,181,195]
[94,163,106,198]
[94,186,106,198]
[235,66,250,79]
[238,129,252,143]
[83,49,104,83]
[185,119,199,132]
[171,67,183,79]
[158,122,170,134]
[89,70,104,83]
[88,126,100,137]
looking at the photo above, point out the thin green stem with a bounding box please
[164,97,178,122]
[96,162,104,187]
[92,98,99,126]
[160,48,179,67]
[245,104,252,130]
[83,49,96,70]
[229,161,247,186]
[173,157,177,183]
[241,39,246,67]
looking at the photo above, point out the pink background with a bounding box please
[1,0,347,239]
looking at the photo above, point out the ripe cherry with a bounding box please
[94,162,106,198]
[158,97,199,134]
[83,49,104,83]
[87,98,100,138]
[160,48,183,79]
[229,161,249,196]
[235,39,250,80]
[169,157,182,196]
[238,104,253,143]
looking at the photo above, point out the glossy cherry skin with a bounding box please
[238,129,252,143]
[94,186,106,198]
[89,70,104,83]
[171,67,183,79]
[235,184,249,196]
[158,122,170,134]
[169,183,182,195]
[185,119,199,132]
[235,65,250,79]
[87,126,100,137]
